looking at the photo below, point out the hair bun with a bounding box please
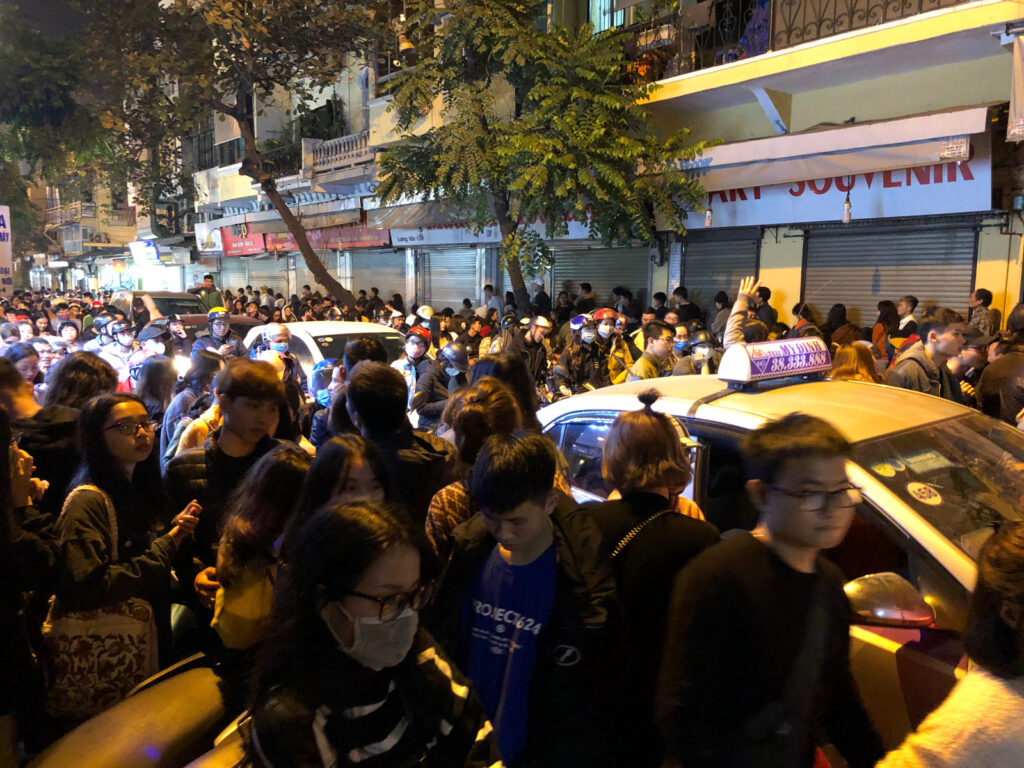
[637,389,659,410]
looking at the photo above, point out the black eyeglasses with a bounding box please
[104,419,159,436]
[346,583,437,621]
[769,483,863,513]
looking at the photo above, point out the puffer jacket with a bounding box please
[165,430,279,601]
[426,504,623,768]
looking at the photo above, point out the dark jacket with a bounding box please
[190,329,245,364]
[552,341,610,392]
[531,290,552,319]
[884,341,962,403]
[755,302,778,328]
[161,388,199,469]
[415,361,467,430]
[583,492,720,767]
[248,629,501,768]
[165,430,279,598]
[977,347,1024,424]
[427,506,622,768]
[523,335,549,385]
[14,405,80,519]
[369,422,458,527]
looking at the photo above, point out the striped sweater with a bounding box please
[248,630,502,768]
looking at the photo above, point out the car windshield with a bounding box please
[312,333,404,363]
[151,297,206,316]
[851,413,1024,560]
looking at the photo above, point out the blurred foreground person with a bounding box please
[246,501,501,767]
[877,522,1024,767]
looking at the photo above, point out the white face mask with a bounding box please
[321,602,418,671]
[580,330,597,344]
[445,366,461,378]
[406,341,424,359]
[598,325,612,338]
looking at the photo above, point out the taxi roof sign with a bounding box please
[718,337,832,385]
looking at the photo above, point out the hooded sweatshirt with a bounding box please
[884,341,962,403]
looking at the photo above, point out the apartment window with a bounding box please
[590,0,623,32]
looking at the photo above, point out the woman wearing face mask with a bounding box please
[594,308,633,385]
[877,521,1024,767]
[392,327,433,411]
[246,501,501,768]
[551,316,610,397]
[580,391,719,767]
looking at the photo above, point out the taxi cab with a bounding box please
[538,337,1024,748]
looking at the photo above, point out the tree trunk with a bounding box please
[492,192,533,315]
[235,116,357,308]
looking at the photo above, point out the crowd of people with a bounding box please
[1,272,1023,768]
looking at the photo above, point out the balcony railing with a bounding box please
[261,142,302,177]
[105,205,137,227]
[626,0,974,83]
[310,130,374,174]
[773,0,972,48]
[45,201,97,227]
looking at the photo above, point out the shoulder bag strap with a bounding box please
[609,508,674,560]
[61,484,120,564]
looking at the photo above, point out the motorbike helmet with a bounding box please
[531,315,553,330]
[500,312,519,330]
[684,330,714,354]
[207,307,230,323]
[138,325,171,344]
[439,341,469,373]
[569,314,591,332]
[91,313,115,335]
[684,319,706,335]
[108,319,134,337]
[416,304,434,321]
[592,308,618,322]
[406,326,431,345]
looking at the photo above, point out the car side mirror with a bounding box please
[844,572,935,629]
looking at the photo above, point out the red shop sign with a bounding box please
[220,224,266,256]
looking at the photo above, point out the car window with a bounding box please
[312,333,404,364]
[152,297,206,316]
[553,418,615,500]
[289,338,314,369]
[686,425,759,532]
[850,413,1024,560]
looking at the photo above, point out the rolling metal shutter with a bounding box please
[417,247,481,311]
[351,248,409,301]
[803,224,978,327]
[291,251,341,298]
[550,246,651,308]
[217,258,249,294]
[680,235,760,321]
[246,254,288,296]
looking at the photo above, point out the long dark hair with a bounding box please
[291,435,393,536]
[251,501,424,704]
[966,522,1024,678]
[176,349,223,396]
[217,443,311,588]
[42,352,117,409]
[136,356,177,418]
[876,300,900,336]
[469,354,540,430]
[74,393,166,521]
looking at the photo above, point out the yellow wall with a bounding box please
[789,55,1010,134]
[976,221,1024,325]
[757,228,805,321]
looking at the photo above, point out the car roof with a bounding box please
[114,291,197,299]
[279,321,400,335]
[540,376,969,443]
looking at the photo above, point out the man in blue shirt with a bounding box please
[428,433,621,767]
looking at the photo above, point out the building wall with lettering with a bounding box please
[0,205,13,299]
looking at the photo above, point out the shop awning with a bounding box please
[366,200,464,230]
[681,106,989,192]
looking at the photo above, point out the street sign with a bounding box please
[0,205,13,299]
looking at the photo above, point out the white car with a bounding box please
[538,338,1024,749]
[241,321,405,381]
